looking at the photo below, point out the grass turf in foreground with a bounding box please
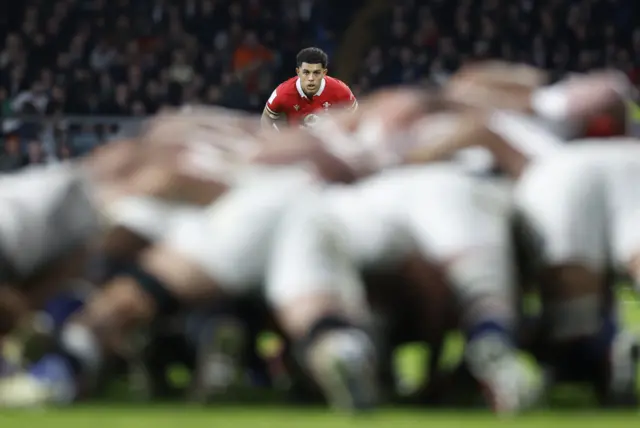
[0,406,638,428]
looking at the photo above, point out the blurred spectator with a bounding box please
[90,40,118,72]
[232,31,275,93]
[12,81,48,115]
[25,139,47,165]
[169,50,195,85]
[220,71,249,111]
[57,143,74,162]
[0,87,10,116]
[0,136,26,171]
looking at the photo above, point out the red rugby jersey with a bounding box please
[264,76,357,127]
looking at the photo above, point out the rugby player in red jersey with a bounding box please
[261,47,358,130]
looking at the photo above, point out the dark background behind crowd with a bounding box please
[1,0,639,170]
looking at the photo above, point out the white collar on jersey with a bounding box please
[296,77,326,98]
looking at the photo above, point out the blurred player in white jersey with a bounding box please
[0,115,275,406]
[4,67,634,411]
[266,163,535,414]
[252,90,541,413]
[0,95,513,411]
[0,164,101,338]
[0,134,198,342]
[0,111,369,409]
[279,65,639,408]
[514,141,640,405]
[409,63,639,405]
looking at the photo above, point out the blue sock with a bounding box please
[29,353,75,382]
[28,353,78,402]
[45,293,85,330]
[467,320,512,345]
[581,313,617,360]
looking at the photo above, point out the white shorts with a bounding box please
[162,167,320,294]
[266,164,513,307]
[515,140,640,270]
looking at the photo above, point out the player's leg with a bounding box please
[514,147,622,398]
[607,142,640,289]
[0,206,221,406]
[0,247,203,407]
[364,255,459,404]
[401,165,537,414]
[597,143,640,405]
[0,162,104,354]
[266,187,380,412]
[0,287,30,339]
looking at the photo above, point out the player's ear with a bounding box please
[322,68,328,76]
[296,67,300,76]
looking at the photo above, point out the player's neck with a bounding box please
[303,90,317,98]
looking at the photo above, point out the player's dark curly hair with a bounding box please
[296,47,328,68]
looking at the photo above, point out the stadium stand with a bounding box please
[1,0,639,169]
[356,0,640,92]
[0,0,363,167]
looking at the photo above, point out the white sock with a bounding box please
[447,249,516,332]
[60,323,103,375]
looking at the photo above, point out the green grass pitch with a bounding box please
[1,406,638,428]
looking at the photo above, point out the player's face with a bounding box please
[296,62,327,95]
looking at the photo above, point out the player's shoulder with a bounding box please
[324,76,354,101]
[275,77,300,94]
[324,76,351,90]
[267,77,298,110]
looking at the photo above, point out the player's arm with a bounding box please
[337,80,358,112]
[447,68,633,123]
[529,71,633,124]
[403,110,529,178]
[261,88,286,131]
[402,112,485,163]
[454,61,548,89]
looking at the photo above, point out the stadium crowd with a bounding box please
[2,0,639,171]
[0,0,360,167]
[357,0,640,92]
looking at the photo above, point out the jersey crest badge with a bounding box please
[294,105,300,111]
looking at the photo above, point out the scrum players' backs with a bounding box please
[0,164,100,281]
[264,76,357,128]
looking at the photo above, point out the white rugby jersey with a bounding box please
[0,163,100,282]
